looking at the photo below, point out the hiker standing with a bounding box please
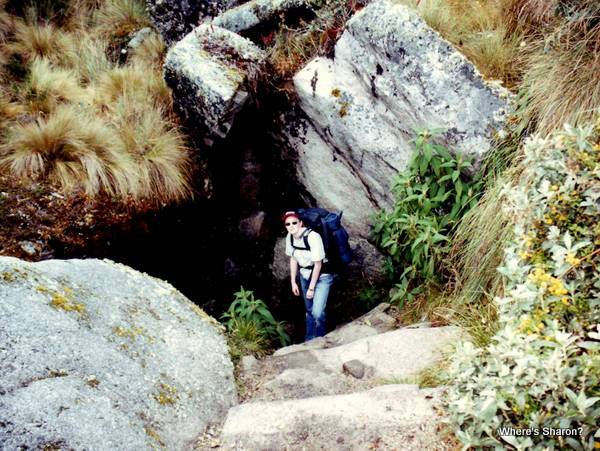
[283,210,334,341]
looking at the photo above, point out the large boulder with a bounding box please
[164,23,266,145]
[0,257,236,450]
[146,0,238,45]
[287,0,512,237]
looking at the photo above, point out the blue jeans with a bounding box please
[299,273,334,341]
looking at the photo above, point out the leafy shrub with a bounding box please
[221,287,291,357]
[446,121,600,449]
[371,130,483,306]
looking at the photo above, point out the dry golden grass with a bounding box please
[0,1,191,204]
[20,58,86,115]
[0,88,24,130]
[0,3,16,43]
[447,177,514,305]
[127,31,166,69]
[111,100,192,202]
[267,28,321,80]
[74,34,112,84]
[92,0,150,38]
[62,0,102,31]
[518,1,600,134]
[395,0,522,87]
[0,105,130,195]
[7,21,78,67]
[93,64,172,111]
[502,0,557,35]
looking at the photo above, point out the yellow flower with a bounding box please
[561,297,570,305]
[549,278,568,296]
[592,143,600,152]
[519,250,530,259]
[566,254,581,266]
[545,217,553,225]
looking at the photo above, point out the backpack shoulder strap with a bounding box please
[291,229,312,251]
[320,217,329,252]
[303,228,312,251]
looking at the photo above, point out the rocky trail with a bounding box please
[198,304,461,450]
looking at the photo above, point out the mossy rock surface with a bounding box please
[0,256,237,450]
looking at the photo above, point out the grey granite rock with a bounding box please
[0,256,237,450]
[146,0,238,45]
[127,27,154,50]
[164,23,266,145]
[212,0,310,33]
[287,0,512,238]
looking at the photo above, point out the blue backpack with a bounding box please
[291,208,353,274]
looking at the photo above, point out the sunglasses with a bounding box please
[285,221,299,226]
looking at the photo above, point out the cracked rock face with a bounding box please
[288,0,512,238]
[0,257,237,450]
[146,0,238,45]
[164,24,266,146]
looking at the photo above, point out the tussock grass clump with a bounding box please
[0,2,16,43]
[127,31,166,69]
[20,58,85,115]
[0,105,129,195]
[112,101,191,202]
[502,0,557,35]
[0,0,192,205]
[74,34,112,84]
[92,0,149,38]
[7,21,77,67]
[447,177,514,307]
[519,0,600,134]
[93,64,172,111]
[226,317,271,361]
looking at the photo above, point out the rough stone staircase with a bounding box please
[197,304,461,450]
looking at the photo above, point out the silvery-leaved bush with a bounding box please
[446,120,600,450]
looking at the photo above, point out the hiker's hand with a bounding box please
[291,282,300,296]
[306,287,314,299]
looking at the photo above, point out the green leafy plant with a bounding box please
[371,129,483,307]
[221,287,291,353]
[446,120,600,449]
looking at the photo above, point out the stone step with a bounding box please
[220,384,449,450]
[269,325,461,380]
[273,303,398,357]
[241,325,460,403]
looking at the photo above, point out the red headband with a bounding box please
[282,212,299,222]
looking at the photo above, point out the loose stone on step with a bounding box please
[343,359,366,379]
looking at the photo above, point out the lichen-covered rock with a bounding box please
[164,23,266,145]
[0,257,237,450]
[212,0,309,33]
[289,0,512,236]
[146,0,238,45]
